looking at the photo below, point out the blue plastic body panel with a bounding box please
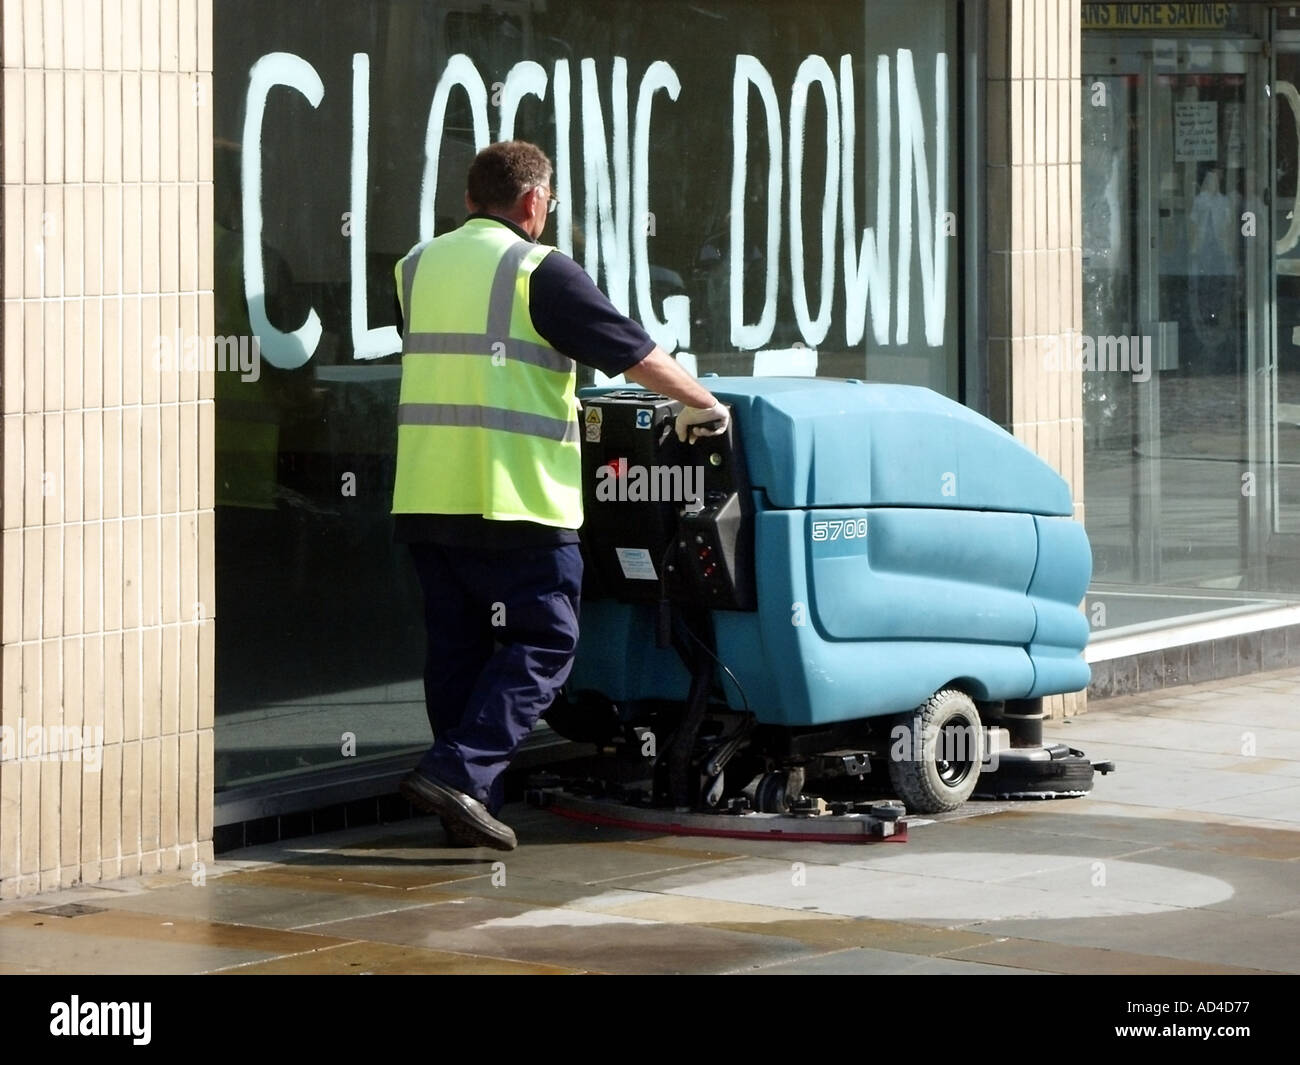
[702,377,1074,514]
[569,378,1093,726]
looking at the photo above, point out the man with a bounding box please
[392,140,729,850]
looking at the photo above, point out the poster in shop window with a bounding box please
[1175,101,1218,162]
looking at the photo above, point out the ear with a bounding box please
[464,192,475,213]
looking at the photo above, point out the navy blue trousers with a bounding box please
[408,541,582,815]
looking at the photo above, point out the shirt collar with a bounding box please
[466,212,534,243]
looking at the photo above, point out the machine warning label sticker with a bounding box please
[615,547,658,580]
[635,409,653,429]
[585,407,602,442]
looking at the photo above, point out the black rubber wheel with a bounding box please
[753,771,793,813]
[887,689,985,814]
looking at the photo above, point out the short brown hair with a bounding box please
[466,141,553,213]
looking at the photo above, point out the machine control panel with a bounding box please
[676,490,754,610]
[579,390,755,610]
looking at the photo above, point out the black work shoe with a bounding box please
[440,818,477,848]
[400,770,517,851]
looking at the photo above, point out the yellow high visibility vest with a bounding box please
[391,218,583,528]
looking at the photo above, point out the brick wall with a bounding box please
[0,0,215,898]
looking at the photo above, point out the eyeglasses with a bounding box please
[546,192,560,215]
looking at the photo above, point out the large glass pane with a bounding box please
[212,0,962,792]
[1081,19,1300,637]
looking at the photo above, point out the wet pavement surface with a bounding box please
[3,669,1298,974]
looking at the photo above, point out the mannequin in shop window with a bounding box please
[1190,166,1235,276]
[1188,164,1241,374]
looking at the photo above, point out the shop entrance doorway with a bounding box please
[1080,15,1295,636]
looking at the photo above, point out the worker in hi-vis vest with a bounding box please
[393,141,729,850]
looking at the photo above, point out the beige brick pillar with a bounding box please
[1,0,215,897]
[986,0,1086,719]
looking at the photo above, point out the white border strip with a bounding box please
[1086,605,1300,663]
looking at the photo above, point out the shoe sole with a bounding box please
[400,777,516,851]
[442,820,481,848]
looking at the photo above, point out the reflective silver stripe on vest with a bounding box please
[398,402,580,444]
[401,332,572,373]
[401,238,572,373]
[487,240,535,337]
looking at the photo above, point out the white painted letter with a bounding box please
[554,60,573,257]
[242,52,324,369]
[498,60,548,141]
[896,49,948,347]
[419,55,490,243]
[633,61,686,351]
[841,54,891,347]
[581,58,632,314]
[731,56,783,350]
[351,54,400,359]
[789,55,839,347]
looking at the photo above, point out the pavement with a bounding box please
[2,668,1298,975]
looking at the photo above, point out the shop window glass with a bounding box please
[213,0,960,789]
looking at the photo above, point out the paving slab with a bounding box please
[1177,782,1300,824]
[841,838,1163,878]
[963,908,1300,973]
[306,894,824,974]
[2,668,1296,975]
[1037,736,1282,774]
[98,876,443,930]
[613,855,1189,924]
[215,940,578,975]
[994,850,1265,913]
[743,947,1048,975]
[941,936,1273,975]
[0,925,275,975]
[440,838,744,887]
[409,871,694,913]
[0,908,349,974]
[1145,699,1300,728]
[1057,717,1300,760]
[975,805,1300,852]
[1053,762,1285,809]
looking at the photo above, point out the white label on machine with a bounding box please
[615,547,657,580]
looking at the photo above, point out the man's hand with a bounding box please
[675,402,731,443]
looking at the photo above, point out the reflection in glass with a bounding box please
[212,0,961,790]
[1082,30,1300,635]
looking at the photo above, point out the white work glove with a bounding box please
[675,401,730,443]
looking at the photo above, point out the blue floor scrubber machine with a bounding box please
[535,377,1106,841]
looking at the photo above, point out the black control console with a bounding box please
[579,390,755,611]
